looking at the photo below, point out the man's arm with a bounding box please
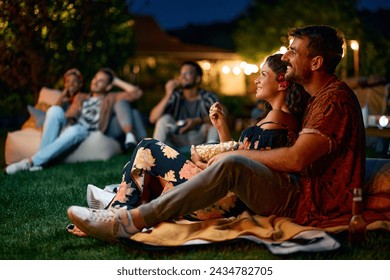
[112,77,143,102]
[208,133,330,173]
[149,79,178,124]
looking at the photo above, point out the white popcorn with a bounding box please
[195,141,239,162]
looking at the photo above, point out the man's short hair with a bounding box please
[289,25,344,74]
[99,68,115,84]
[181,61,203,78]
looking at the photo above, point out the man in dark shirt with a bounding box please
[149,61,219,148]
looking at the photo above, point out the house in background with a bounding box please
[127,16,259,96]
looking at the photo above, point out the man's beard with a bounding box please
[181,81,197,89]
[285,69,310,85]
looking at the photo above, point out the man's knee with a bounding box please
[213,154,248,170]
[46,105,64,119]
[66,125,89,139]
[156,114,174,126]
[114,100,130,111]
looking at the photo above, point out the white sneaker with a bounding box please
[86,184,116,209]
[124,132,137,151]
[29,166,43,172]
[103,184,120,193]
[5,159,32,175]
[67,206,139,243]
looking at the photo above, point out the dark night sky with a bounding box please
[128,0,390,30]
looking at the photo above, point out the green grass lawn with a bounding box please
[0,152,389,260]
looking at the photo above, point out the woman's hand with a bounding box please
[190,145,207,170]
[209,102,232,142]
[209,102,227,129]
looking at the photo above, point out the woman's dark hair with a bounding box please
[257,53,310,127]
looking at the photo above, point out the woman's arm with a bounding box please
[209,102,232,142]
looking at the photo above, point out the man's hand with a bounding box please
[165,79,180,96]
[178,117,202,134]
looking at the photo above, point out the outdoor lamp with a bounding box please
[379,115,390,128]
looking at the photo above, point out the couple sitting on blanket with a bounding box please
[67,25,366,244]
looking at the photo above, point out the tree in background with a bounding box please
[233,0,364,74]
[0,0,135,120]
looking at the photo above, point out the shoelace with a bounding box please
[90,209,116,222]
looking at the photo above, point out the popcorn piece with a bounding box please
[195,141,239,162]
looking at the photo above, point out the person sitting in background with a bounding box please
[149,61,219,149]
[22,68,84,131]
[56,68,84,110]
[35,68,84,150]
[66,25,366,243]
[5,68,145,174]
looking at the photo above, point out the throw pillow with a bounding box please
[27,105,46,128]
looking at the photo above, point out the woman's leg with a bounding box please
[108,138,199,209]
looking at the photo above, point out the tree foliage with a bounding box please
[233,0,390,79]
[0,0,135,117]
[234,0,362,62]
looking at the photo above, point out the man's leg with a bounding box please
[132,109,147,140]
[106,100,146,148]
[152,114,175,144]
[67,155,300,242]
[32,124,89,166]
[39,106,66,149]
[139,155,300,228]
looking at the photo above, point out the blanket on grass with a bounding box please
[123,210,390,255]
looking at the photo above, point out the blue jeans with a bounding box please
[152,114,219,148]
[39,106,67,149]
[105,100,147,142]
[32,106,89,166]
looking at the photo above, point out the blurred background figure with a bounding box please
[149,61,219,150]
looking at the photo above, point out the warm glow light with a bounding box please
[222,65,230,74]
[240,61,247,69]
[232,66,241,75]
[202,61,211,71]
[243,64,259,75]
[133,65,140,74]
[244,67,252,75]
[379,116,389,127]
[350,40,359,51]
[279,46,288,54]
